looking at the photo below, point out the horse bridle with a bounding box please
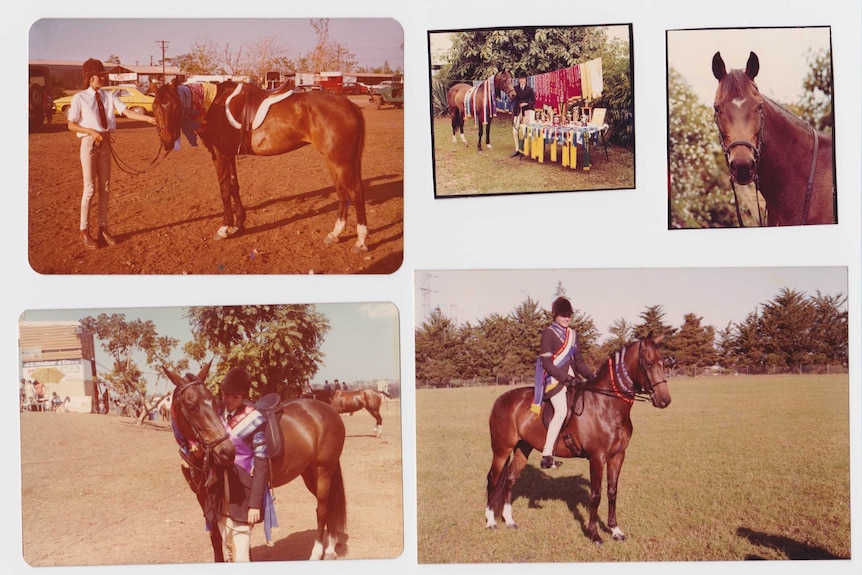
[716,104,819,227]
[579,341,666,405]
[172,377,230,491]
[716,105,765,227]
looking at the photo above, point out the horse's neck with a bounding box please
[757,101,818,220]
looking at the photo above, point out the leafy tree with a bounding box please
[601,317,635,358]
[715,322,735,370]
[79,313,185,425]
[793,48,833,132]
[759,288,819,368]
[244,36,294,85]
[810,291,848,364]
[732,309,766,373]
[170,39,221,75]
[185,305,329,398]
[668,66,742,228]
[502,296,547,376]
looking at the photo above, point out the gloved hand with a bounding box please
[530,403,541,414]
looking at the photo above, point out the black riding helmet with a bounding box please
[552,297,574,318]
[220,367,251,396]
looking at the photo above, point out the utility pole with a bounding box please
[155,40,170,81]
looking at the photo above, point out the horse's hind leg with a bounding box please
[324,158,368,252]
[485,121,492,150]
[302,467,338,560]
[368,407,383,437]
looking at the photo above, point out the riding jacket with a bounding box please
[219,403,270,524]
[532,323,594,413]
[512,82,536,117]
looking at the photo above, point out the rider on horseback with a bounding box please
[533,297,595,469]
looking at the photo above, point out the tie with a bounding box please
[95,90,108,130]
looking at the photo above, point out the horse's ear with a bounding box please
[198,359,213,383]
[744,51,759,81]
[712,52,727,81]
[169,77,180,89]
[163,366,184,387]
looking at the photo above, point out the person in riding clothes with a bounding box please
[67,58,156,250]
[510,70,535,158]
[216,367,272,562]
[533,297,595,469]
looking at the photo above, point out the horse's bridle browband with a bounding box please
[717,106,819,227]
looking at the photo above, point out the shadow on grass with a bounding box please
[736,527,845,560]
[513,465,603,539]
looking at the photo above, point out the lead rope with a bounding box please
[801,124,819,225]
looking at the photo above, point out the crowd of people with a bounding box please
[19,378,66,412]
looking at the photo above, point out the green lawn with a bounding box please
[416,375,850,563]
[430,116,635,197]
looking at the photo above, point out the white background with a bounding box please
[7,1,860,575]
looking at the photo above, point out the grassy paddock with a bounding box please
[416,374,850,563]
[431,116,635,196]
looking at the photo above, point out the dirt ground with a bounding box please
[28,96,403,274]
[19,399,402,566]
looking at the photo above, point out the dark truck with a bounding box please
[28,64,54,131]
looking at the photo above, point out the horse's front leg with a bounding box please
[485,120,492,149]
[587,456,605,544]
[213,154,243,240]
[477,123,484,152]
[606,451,627,541]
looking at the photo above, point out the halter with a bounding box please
[171,377,230,493]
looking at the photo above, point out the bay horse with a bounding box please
[164,362,347,561]
[327,388,392,438]
[153,79,369,250]
[485,334,671,544]
[447,71,517,152]
[712,51,835,226]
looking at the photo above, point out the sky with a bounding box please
[667,26,832,106]
[19,302,400,394]
[415,267,847,339]
[29,18,404,71]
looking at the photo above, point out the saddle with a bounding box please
[539,384,584,457]
[255,393,285,460]
[224,82,295,155]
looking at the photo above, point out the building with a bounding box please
[19,321,98,413]
[29,60,184,93]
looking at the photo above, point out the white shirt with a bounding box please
[68,87,127,137]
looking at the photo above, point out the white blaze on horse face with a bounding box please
[731,97,747,109]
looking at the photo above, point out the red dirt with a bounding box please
[28,96,403,274]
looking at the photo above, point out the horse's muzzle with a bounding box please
[650,382,672,409]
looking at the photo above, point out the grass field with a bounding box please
[431,116,635,196]
[416,375,850,563]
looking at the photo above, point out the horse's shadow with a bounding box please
[736,527,844,560]
[512,465,601,539]
[129,173,402,249]
[252,529,350,561]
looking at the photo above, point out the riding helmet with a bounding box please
[552,297,574,318]
[220,367,252,395]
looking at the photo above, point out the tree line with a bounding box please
[80,305,329,425]
[415,286,847,386]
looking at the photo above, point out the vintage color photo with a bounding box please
[415,267,849,563]
[429,24,635,197]
[19,303,402,565]
[28,18,404,274]
[667,26,836,228]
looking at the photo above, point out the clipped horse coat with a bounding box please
[711,51,835,226]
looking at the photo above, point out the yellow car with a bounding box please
[53,85,155,118]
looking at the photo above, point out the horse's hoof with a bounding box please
[215,225,239,240]
[591,537,603,546]
[351,244,368,254]
[613,533,626,541]
[324,552,338,560]
[505,523,518,530]
[324,234,339,245]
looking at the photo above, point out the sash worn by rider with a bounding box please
[532,322,577,413]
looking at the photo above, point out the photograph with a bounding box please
[18,303,403,565]
[429,24,635,197]
[28,18,404,274]
[667,26,836,228]
[415,268,849,563]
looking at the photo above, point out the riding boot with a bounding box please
[81,230,98,250]
[99,227,118,246]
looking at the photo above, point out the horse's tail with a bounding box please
[328,461,348,537]
[486,455,511,516]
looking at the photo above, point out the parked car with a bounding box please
[53,85,155,118]
[369,76,404,109]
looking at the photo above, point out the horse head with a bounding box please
[496,70,517,100]
[152,78,183,153]
[163,361,235,468]
[630,332,672,409]
[712,51,764,186]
